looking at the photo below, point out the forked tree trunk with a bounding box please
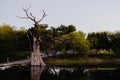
[31,37,46,66]
[17,7,47,66]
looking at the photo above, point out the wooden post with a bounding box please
[7,57,9,63]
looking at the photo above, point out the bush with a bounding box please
[99,49,115,55]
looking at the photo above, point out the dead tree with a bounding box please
[17,7,47,66]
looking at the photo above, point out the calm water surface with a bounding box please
[0,65,120,80]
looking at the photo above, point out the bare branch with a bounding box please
[23,8,35,21]
[26,6,31,12]
[17,7,47,27]
[30,13,36,20]
[27,34,32,52]
[42,9,47,16]
[28,30,33,36]
[38,9,47,23]
[16,16,29,19]
[54,37,74,42]
[17,7,36,22]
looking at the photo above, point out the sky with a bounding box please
[0,0,120,33]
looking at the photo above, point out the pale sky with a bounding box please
[0,0,120,33]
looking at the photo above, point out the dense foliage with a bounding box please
[87,31,120,54]
[0,24,29,62]
[0,24,29,52]
[1,24,120,62]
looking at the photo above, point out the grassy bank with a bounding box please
[0,51,30,63]
[44,54,120,67]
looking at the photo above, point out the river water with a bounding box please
[0,65,120,80]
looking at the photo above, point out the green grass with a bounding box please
[0,51,30,63]
[44,54,120,67]
[45,57,86,66]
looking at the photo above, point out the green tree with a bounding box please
[0,24,15,52]
[14,28,29,51]
[0,24,31,62]
[40,25,76,55]
[61,31,90,54]
[110,32,120,54]
[52,25,76,54]
[87,32,111,50]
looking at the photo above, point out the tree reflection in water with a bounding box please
[39,67,91,80]
[0,66,120,80]
[31,66,45,80]
[31,67,120,80]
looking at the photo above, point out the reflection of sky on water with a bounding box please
[51,68,60,75]
[50,67,76,75]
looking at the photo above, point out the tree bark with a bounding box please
[31,37,46,66]
[17,7,47,66]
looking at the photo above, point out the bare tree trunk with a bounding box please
[17,7,47,66]
[31,37,46,66]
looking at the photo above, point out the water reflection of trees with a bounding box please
[40,67,91,80]
[31,66,45,80]
[31,67,120,80]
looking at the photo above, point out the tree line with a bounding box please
[0,24,120,61]
[87,31,120,54]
